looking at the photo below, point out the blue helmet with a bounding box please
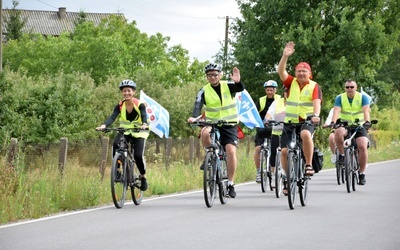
[119,79,137,90]
[263,80,278,88]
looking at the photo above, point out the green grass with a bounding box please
[1,138,399,225]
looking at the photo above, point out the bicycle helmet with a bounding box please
[119,79,137,90]
[263,80,278,88]
[204,63,222,73]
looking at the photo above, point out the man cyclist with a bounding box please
[96,80,150,191]
[331,79,371,185]
[277,42,322,194]
[254,80,281,183]
[187,63,244,198]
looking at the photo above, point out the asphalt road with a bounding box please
[1,159,399,250]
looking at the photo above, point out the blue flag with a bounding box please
[140,90,170,138]
[236,89,264,129]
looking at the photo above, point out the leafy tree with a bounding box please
[4,0,27,41]
[232,0,400,114]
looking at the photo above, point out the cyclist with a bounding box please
[277,42,322,194]
[96,80,150,191]
[331,79,371,185]
[254,80,281,183]
[187,63,244,198]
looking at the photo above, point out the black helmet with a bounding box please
[204,63,222,73]
[119,79,136,90]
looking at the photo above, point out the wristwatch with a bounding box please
[313,114,319,117]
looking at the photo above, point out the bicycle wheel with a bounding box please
[344,148,352,193]
[203,151,216,208]
[129,160,143,205]
[299,164,309,206]
[352,152,358,191]
[111,152,127,209]
[287,151,297,210]
[218,158,228,204]
[275,149,283,198]
[260,149,269,193]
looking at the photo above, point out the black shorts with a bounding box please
[280,123,316,148]
[217,125,239,147]
[254,127,272,146]
[347,126,368,139]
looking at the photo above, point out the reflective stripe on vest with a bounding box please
[285,79,316,122]
[119,99,150,139]
[340,92,364,123]
[259,94,281,112]
[204,81,239,123]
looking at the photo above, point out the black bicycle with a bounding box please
[192,120,234,208]
[98,127,146,208]
[336,119,377,193]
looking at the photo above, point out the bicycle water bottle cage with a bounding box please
[344,139,352,147]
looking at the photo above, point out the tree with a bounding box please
[4,0,27,41]
[232,0,400,112]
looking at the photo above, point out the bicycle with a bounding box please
[98,127,146,208]
[272,119,314,210]
[260,137,273,193]
[192,120,235,208]
[336,119,377,193]
[274,146,284,198]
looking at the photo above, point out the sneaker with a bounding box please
[200,161,205,170]
[140,177,148,191]
[337,154,345,165]
[255,172,261,183]
[359,173,366,185]
[227,185,236,198]
[331,154,336,164]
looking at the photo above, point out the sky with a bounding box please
[2,0,242,62]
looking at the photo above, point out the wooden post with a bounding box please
[165,137,172,169]
[99,136,109,181]
[58,137,68,174]
[7,138,18,168]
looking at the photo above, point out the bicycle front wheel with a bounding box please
[299,164,309,206]
[260,149,269,193]
[129,160,143,205]
[275,149,283,198]
[203,151,216,208]
[287,151,297,210]
[345,148,352,193]
[218,158,228,205]
[111,152,127,209]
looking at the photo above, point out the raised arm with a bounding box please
[277,42,295,82]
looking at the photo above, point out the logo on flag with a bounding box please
[236,89,264,129]
[140,90,170,138]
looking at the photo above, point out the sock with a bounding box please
[228,181,234,186]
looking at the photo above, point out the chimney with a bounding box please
[58,7,67,19]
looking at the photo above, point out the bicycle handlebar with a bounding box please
[96,127,149,133]
[191,120,238,127]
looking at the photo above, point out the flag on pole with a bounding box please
[140,90,170,138]
[236,89,264,129]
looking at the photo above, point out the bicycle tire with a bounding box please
[129,160,143,205]
[299,164,309,206]
[260,149,269,193]
[345,148,352,193]
[275,149,283,198]
[218,157,228,204]
[111,152,127,209]
[287,151,297,210]
[203,151,216,208]
[352,152,358,191]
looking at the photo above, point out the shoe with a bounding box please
[331,154,336,164]
[200,161,205,170]
[255,172,261,183]
[359,173,366,185]
[227,185,236,198]
[305,165,315,176]
[337,154,345,165]
[140,177,148,191]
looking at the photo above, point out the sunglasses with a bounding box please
[345,86,355,89]
[206,73,219,78]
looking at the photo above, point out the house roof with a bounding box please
[1,7,125,36]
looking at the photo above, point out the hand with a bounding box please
[311,116,320,125]
[230,67,241,83]
[363,121,371,130]
[96,124,106,131]
[187,117,196,124]
[263,119,269,126]
[141,123,148,130]
[283,42,295,57]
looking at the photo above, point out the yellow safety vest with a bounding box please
[119,99,150,139]
[259,94,281,112]
[340,92,364,123]
[285,79,316,122]
[204,81,238,123]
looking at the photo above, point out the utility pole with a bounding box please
[218,16,235,75]
[0,0,3,73]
